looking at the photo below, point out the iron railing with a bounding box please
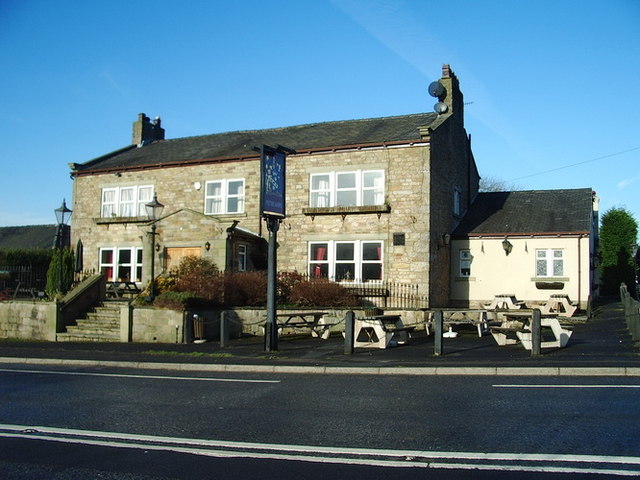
[0,265,48,299]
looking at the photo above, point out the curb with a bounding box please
[1,357,639,376]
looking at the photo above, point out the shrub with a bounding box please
[173,255,222,302]
[152,291,207,310]
[287,277,356,307]
[45,247,75,298]
[224,271,267,306]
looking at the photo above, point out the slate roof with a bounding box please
[453,188,594,236]
[0,225,58,249]
[72,112,438,173]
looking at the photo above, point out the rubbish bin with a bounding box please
[192,314,206,343]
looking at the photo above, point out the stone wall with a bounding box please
[0,301,58,341]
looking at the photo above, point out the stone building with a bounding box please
[69,64,479,308]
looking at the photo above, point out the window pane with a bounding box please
[363,171,383,188]
[337,173,356,188]
[336,190,357,206]
[311,192,330,208]
[536,260,547,276]
[119,249,131,263]
[362,190,383,205]
[336,243,354,260]
[310,263,328,278]
[118,266,131,281]
[362,242,381,260]
[335,263,355,281]
[362,263,382,281]
[206,198,222,214]
[228,180,243,195]
[310,244,328,261]
[206,182,222,196]
[227,197,239,213]
[553,260,563,276]
[101,249,113,263]
[311,174,330,190]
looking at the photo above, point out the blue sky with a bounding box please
[1,0,639,230]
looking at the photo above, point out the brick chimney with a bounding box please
[132,113,165,146]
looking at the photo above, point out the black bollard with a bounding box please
[433,310,443,356]
[344,311,355,355]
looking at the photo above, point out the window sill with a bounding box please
[303,204,391,219]
[531,277,569,282]
[94,216,149,225]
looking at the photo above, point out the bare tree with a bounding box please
[479,176,521,192]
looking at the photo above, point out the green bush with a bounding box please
[45,248,74,298]
[151,291,208,310]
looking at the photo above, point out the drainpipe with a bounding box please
[577,236,582,308]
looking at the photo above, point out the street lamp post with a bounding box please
[54,199,72,293]
[145,195,164,301]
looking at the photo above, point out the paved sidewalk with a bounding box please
[0,299,638,375]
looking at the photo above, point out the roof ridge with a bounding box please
[161,111,435,143]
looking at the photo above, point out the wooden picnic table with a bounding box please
[275,311,334,339]
[106,281,141,299]
[354,314,415,349]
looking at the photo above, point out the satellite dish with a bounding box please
[428,81,445,98]
[434,102,448,114]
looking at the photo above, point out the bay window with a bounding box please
[309,240,383,282]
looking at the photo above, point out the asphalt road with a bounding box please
[1,365,639,478]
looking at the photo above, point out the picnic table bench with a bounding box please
[438,310,489,338]
[484,294,525,310]
[275,311,335,339]
[540,294,578,317]
[354,314,415,349]
[489,311,573,349]
[106,281,141,299]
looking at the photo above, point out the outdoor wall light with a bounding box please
[155,243,161,252]
[502,238,513,256]
[205,241,211,251]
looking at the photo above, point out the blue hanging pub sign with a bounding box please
[259,144,292,219]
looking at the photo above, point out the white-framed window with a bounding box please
[99,247,143,282]
[101,185,153,218]
[308,240,383,282]
[309,170,384,208]
[205,179,245,214]
[536,249,564,277]
[459,249,472,277]
[237,244,247,271]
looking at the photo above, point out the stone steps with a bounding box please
[56,301,126,342]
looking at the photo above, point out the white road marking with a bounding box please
[0,368,279,384]
[1,423,639,476]
[493,384,640,388]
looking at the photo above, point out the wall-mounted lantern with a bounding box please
[502,238,513,256]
